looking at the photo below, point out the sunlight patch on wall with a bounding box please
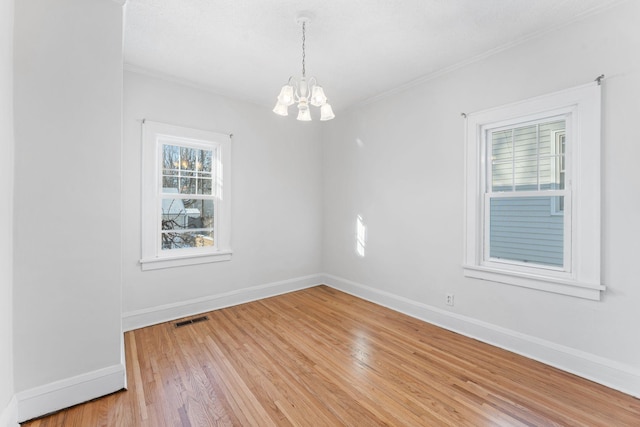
[356,214,367,257]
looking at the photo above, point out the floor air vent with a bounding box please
[175,316,209,328]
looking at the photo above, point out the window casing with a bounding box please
[463,82,604,300]
[141,121,232,270]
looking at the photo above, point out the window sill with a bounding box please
[140,250,232,271]
[463,265,605,300]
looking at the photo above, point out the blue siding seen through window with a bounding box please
[489,196,564,267]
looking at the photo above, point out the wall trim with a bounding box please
[322,273,640,399]
[356,0,627,108]
[122,274,324,331]
[123,64,260,108]
[16,364,125,423]
[0,395,18,427]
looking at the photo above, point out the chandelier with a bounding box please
[273,14,335,121]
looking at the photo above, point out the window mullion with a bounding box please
[160,194,216,200]
[489,189,566,198]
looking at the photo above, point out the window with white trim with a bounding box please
[463,82,604,300]
[140,121,232,270]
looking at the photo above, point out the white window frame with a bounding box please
[140,120,232,270]
[463,82,604,300]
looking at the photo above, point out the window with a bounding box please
[487,117,568,268]
[463,82,604,300]
[140,121,232,270]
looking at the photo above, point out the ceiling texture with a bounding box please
[124,0,621,111]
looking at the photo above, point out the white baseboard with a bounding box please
[323,273,640,399]
[122,274,323,331]
[16,364,125,423]
[0,395,18,427]
[120,272,640,398]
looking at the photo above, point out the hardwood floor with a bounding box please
[24,285,640,426]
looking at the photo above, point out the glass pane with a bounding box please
[492,130,513,161]
[539,155,565,191]
[539,121,565,190]
[161,229,214,250]
[490,119,566,193]
[491,130,513,191]
[179,177,195,194]
[163,145,180,170]
[180,147,194,170]
[162,198,214,229]
[492,161,512,192]
[489,196,564,267]
[538,121,564,156]
[162,176,178,190]
[200,149,213,173]
[198,176,213,195]
[162,144,215,195]
[539,155,551,190]
[161,198,215,250]
[514,157,538,191]
[513,125,537,159]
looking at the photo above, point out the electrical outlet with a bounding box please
[446,293,455,306]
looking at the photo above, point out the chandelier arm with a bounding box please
[307,76,317,89]
[288,76,301,103]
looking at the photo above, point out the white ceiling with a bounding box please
[124,0,620,111]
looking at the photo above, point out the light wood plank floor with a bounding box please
[24,285,640,426]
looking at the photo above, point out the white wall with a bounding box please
[12,0,124,419]
[122,70,323,326]
[323,1,640,395]
[0,0,15,423]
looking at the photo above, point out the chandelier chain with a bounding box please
[301,21,306,77]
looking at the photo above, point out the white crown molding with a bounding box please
[356,0,627,108]
[322,273,640,399]
[16,364,125,423]
[123,63,269,109]
[122,274,324,331]
[109,0,127,5]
